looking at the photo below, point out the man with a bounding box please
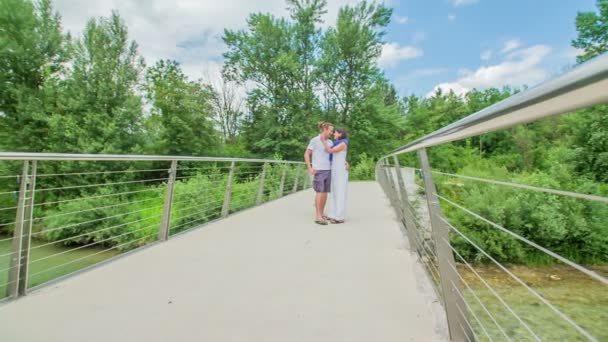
[304,122,333,225]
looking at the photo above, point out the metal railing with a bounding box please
[377,53,608,341]
[0,154,309,301]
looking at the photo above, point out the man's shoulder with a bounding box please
[309,136,321,144]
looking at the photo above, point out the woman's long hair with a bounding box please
[335,128,348,140]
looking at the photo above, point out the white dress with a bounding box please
[329,145,348,221]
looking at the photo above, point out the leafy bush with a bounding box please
[438,163,608,265]
[349,153,376,181]
[170,171,228,234]
[41,186,164,251]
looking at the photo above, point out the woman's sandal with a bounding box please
[315,219,328,225]
[330,219,345,224]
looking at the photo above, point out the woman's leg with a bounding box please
[333,172,348,220]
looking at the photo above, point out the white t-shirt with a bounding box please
[307,135,332,171]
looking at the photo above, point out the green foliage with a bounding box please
[223,5,321,159]
[0,0,69,152]
[438,161,608,265]
[349,153,376,181]
[41,186,164,251]
[567,106,608,182]
[572,0,608,63]
[47,12,145,155]
[317,1,391,123]
[144,60,220,156]
[171,171,227,234]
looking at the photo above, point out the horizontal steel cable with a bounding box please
[440,217,599,341]
[0,205,18,212]
[432,171,608,203]
[411,230,443,289]
[34,196,165,222]
[174,170,262,181]
[450,278,495,342]
[35,177,169,193]
[28,215,161,253]
[33,187,165,208]
[28,230,159,280]
[35,168,169,178]
[169,210,224,232]
[29,194,227,239]
[176,165,232,170]
[437,194,608,285]
[441,236,544,341]
[446,260,512,341]
[27,204,166,237]
[169,199,225,216]
[453,296,481,342]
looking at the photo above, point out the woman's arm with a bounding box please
[323,140,347,153]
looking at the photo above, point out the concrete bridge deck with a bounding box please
[0,182,447,342]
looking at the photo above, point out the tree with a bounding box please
[287,0,327,114]
[572,0,608,63]
[317,1,391,124]
[47,12,144,155]
[204,73,244,144]
[222,3,325,159]
[569,0,608,181]
[144,60,219,156]
[0,0,69,151]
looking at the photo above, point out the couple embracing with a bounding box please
[304,122,349,225]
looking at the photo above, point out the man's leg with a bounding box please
[319,192,328,217]
[315,192,325,220]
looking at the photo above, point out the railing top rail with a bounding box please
[388,53,608,156]
[0,152,304,164]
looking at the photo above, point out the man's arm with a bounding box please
[304,149,315,175]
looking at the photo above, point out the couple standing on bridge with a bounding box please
[304,122,349,225]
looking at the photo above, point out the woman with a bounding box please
[322,128,349,224]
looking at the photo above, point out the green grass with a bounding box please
[0,237,120,300]
[458,265,608,341]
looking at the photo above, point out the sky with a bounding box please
[51,0,597,97]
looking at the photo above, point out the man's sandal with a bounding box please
[330,219,345,224]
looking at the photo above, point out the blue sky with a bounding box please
[381,0,596,96]
[53,0,597,97]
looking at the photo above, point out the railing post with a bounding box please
[158,160,178,241]
[222,161,236,217]
[7,161,34,299]
[18,161,36,296]
[278,166,286,198]
[418,148,472,342]
[292,166,300,194]
[256,163,268,205]
[393,156,419,254]
[383,159,399,207]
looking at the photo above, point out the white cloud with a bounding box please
[448,14,456,22]
[51,0,361,83]
[449,0,479,7]
[565,46,584,61]
[428,44,552,97]
[378,43,423,68]
[395,15,408,24]
[480,50,492,60]
[501,39,522,53]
